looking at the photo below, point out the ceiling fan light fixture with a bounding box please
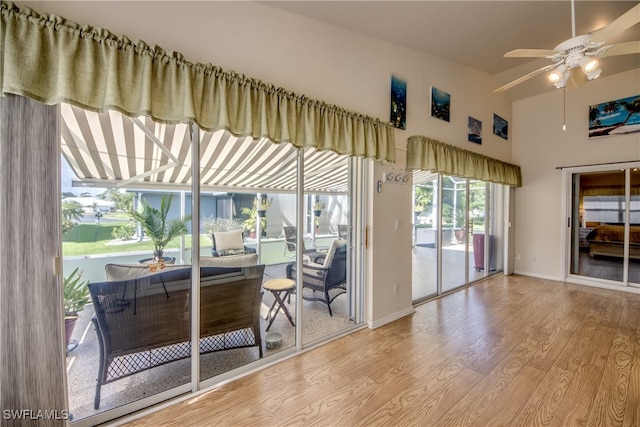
[548,64,567,83]
[585,67,602,80]
[553,77,568,89]
[580,57,600,73]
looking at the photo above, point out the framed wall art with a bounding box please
[431,87,450,122]
[589,94,640,139]
[468,116,482,144]
[390,74,407,130]
[493,114,508,140]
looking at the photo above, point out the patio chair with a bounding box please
[287,239,347,316]
[337,224,348,240]
[283,226,324,262]
[211,230,256,257]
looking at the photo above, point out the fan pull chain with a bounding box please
[562,86,567,131]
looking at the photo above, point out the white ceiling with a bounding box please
[262,1,640,101]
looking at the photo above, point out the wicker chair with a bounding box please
[287,239,347,316]
[89,265,264,409]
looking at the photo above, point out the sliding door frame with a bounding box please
[562,161,640,292]
[412,173,507,305]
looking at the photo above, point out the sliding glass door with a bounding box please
[412,172,439,301]
[61,105,364,425]
[61,107,194,423]
[441,176,468,292]
[412,172,506,302]
[567,165,640,287]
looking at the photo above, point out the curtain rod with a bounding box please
[556,160,640,170]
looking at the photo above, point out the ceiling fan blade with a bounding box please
[597,40,640,57]
[493,64,557,93]
[589,3,640,44]
[504,49,558,58]
[566,69,586,90]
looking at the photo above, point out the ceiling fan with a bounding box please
[494,1,640,93]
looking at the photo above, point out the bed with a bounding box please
[586,224,640,259]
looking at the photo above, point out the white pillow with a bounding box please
[214,230,244,251]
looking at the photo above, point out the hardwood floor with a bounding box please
[125,275,640,427]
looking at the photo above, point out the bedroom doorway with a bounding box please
[566,164,640,288]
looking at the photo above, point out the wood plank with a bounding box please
[622,355,640,427]
[353,367,484,427]
[473,364,547,426]
[586,327,633,427]
[551,325,617,426]
[511,366,574,427]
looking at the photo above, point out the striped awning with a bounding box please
[60,104,349,193]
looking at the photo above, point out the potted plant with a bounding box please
[313,201,325,217]
[63,267,90,351]
[413,204,424,221]
[454,209,466,242]
[254,197,272,217]
[242,197,271,237]
[129,194,192,265]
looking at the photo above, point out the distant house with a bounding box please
[62,196,115,213]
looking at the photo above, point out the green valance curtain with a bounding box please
[407,135,522,187]
[0,1,395,162]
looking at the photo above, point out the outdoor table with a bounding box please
[263,278,295,331]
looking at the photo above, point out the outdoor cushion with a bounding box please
[200,254,258,267]
[213,230,245,252]
[105,263,187,281]
[320,239,347,267]
[105,254,259,280]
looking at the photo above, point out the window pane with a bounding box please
[442,176,467,293]
[412,172,439,301]
[61,106,192,419]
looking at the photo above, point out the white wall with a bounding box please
[25,0,514,324]
[512,68,640,280]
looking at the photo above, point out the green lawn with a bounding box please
[63,222,211,256]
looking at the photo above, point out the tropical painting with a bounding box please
[390,74,407,130]
[431,87,450,122]
[468,116,482,144]
[493,114,508,140]
[589,94,640,139]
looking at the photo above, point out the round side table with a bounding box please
[263,278,295,331]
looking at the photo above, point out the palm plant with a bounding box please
[62,199,84,234]
[129,194,192,260]
[64,267,90,318]
[63,267,90,349]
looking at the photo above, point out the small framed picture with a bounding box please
[431,87,450,122]
[493,114,508,140]
[468,116,482,144]
[390,74,407,130]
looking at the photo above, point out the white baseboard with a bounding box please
[367,307,415,329]
[564,276,640,294]
[513,270,562,282]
